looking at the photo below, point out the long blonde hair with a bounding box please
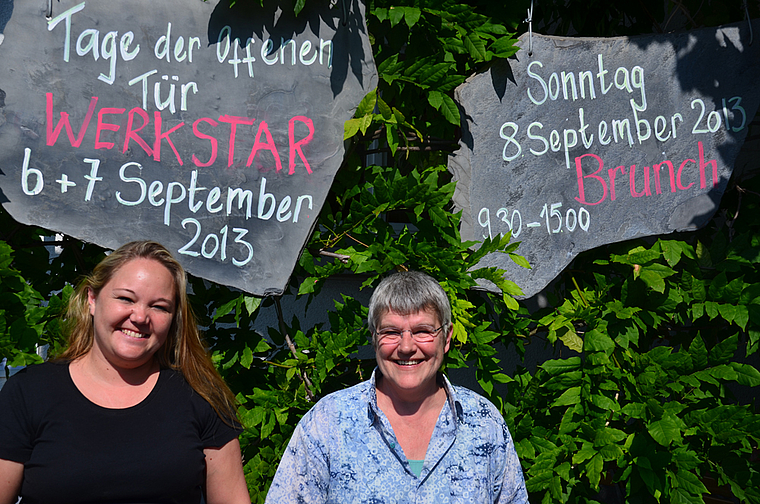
[58,241,239,426]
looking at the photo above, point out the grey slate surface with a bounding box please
[0,0,377,296]
[450,21,760,297]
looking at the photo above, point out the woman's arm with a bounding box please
[204,438,250,504]
[0,458,23,504]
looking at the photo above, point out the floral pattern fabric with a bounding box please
[266,370,529,504]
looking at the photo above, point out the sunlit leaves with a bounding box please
[0,242,65,370]
[5,1,760,503]
[517,226,760,503]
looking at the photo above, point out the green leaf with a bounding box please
[438,93,460,125]
[463,32,488,60]
[621,402,646,419]
[729,362,760,386]
[559,328,583,353]
[516,438,536,460]
[692,280,707,302]
[488,36,519,58]
[584,330,615,353]
[293,0,306,16]
[241,345,253,369]
[552,386,581,407]
[694,240,712,267]
[672,449,700,471]
[359,113,373,135]
[572,442,596,465]
[718,303,737,324]
[587,453,604,488]
[388,6,405,27]
[253,339,271,353]
[510,253,531,269]
[260,411,276,439]
[372,7,389,22]
[705,301,719,319]
[709,364,737,381]
[594,427,626,446]
[344,118,362,140]
[749,329,760,356]
[549,475,562,500]
[648,414,682,446]
[674,469,708,497]
[661,240,686,266]
[356,89,378,117]
[708,272,729,300]
[530,437,560,454]
[688,334,708,370]
[298,276,319,295]
[526,470,554,492]
[669,488,693,504]
[590,394,619,411]
[274,407,289,426]
[377,95,393,120]
[243,296,262,316]
[540,357,581,376]
[212,297,240,325]
[402,7,421,28]
[599,443,623,461]
[503,294,519,310]
[427,90,443,110]
[710,334,738,365]
[733,304,749,330]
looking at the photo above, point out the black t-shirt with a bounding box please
[0,362,241,504]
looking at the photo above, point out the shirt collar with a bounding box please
[366,367,461,426]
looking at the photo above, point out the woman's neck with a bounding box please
[375,374,446,417]
[375,374,448,461]
[69,353,161,409]
[76,351,159,387]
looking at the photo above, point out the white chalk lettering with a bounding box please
[526,55,648,109]
[21,148,44,196]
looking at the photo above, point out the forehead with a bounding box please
[107,258,175,291]
[378,308,439,327]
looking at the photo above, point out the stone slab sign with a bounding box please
[449,21,760,298]
[0,0,377,296]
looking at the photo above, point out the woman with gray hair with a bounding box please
[266,270,529,503]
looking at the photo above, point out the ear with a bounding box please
[443,323,453,353]
[87,288,97,316]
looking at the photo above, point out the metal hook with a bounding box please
[525,0,534,56]
[744,0,754,45]
[46,0,53,20]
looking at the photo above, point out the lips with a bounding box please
[121,328,148,339]
[396,360,422,366]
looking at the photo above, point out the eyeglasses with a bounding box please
[375,325,444,345]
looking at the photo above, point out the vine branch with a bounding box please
[274,296,316,402]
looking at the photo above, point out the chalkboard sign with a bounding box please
[0,0,377,296]
[449,21,760,298]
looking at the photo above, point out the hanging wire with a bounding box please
[744,0,754,45]
[525,0,534,56]
[46,0,53,19]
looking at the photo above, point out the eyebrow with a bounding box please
[112,288,175,306]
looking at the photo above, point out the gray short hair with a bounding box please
[367,271,451,342]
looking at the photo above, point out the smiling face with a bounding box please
[374,308,452,401]
[87,258,176,371]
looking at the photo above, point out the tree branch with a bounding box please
[274,296,316,402]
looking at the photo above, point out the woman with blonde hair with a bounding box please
[0,241,250,504]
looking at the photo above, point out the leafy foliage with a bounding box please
[2,0,759,503]
[511,222,760,503]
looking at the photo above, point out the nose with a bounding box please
[130,304,149,324]
[397,330,416,353]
